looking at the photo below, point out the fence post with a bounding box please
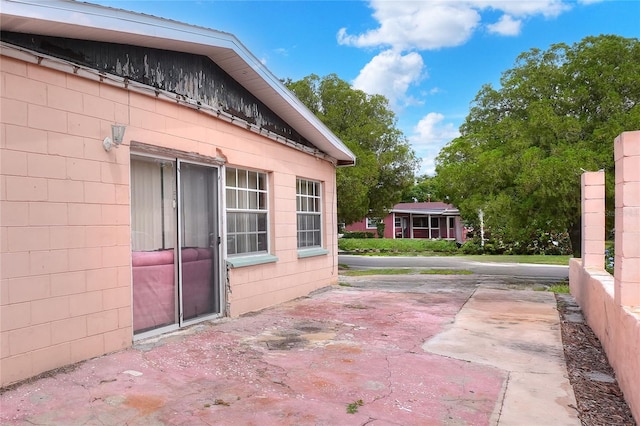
[614,131,640,306]
[581,171,606,270]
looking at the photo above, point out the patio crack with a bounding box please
[494,370,510,424]
[370,354,394,406]
[459,286,477,312]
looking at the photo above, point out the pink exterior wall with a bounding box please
[225,141,338,316]
[344,218,377,235]
[1,56,133,386]
[1,53,339,386]
[383,215,394,238]
[569,131,640,422]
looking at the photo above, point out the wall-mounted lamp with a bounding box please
[103,124,127,151]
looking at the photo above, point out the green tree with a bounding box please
[286,74,419,224]
[401,175,439,203]
[433,35,640,255]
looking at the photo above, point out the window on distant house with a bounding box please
[226,167,268,256]
[297,178,322,248]
[412,216,428,228]
[366,217,379,229]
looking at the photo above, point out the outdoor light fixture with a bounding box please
[103,124,127,151]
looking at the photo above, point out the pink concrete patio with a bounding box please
[0,280,579,425]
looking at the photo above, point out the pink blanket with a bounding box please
[132,248,213,333]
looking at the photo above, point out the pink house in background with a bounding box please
[0,0,355,387]
[345,202,467,242]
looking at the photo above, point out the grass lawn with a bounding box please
[420,269,474,275]
[338,239,572,266]
[547,282,570,293]
[459,255,571,266]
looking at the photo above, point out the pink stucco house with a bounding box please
[0,0,355,386]
[345,202,466,242]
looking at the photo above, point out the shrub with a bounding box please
[460,240,483,254]
[524,230,572,255]
[341,231,375,239]
[338,238,458,253]
[458,230,572,256]
[605,246,615,275]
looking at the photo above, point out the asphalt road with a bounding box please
[338,254,569,283]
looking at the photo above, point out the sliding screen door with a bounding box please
[179,161,220,320]
[131,156,221,335]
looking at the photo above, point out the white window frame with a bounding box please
[366,217,379,229]
[297,178,329,258]
[225,167,270,258]
[394,216,402,228]
[296,178,322,249]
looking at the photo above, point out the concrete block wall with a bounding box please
[569,131,640,422]
[614,131,640,306]
[1,50,340,386]
[1,56,133,386]
[222,126,339,317]
[580,171,605,269]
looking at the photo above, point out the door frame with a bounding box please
[131,152,224,340]
[177,158,224,327]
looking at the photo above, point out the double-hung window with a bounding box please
[226,168,268,256]
[296,178,322,248]
[366,217,379,229]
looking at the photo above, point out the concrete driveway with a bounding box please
[0,275,579,425]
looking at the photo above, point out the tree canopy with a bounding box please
[286,74,418,224]
[401,175,439,203]
[432,35,640,255]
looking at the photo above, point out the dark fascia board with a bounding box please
[0,0,356,166]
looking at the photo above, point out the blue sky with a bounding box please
[92,0,639,175]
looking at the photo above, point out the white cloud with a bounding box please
[338,0,575,114]
[412,112,460,150]
[474,0,569,18]
[339,0,578,174]
[419,157,438,178]
[409,112,460,175]
[338,1,572,52]
[338,2,480,51]
[352,50,424,110]
[274,47,289,57]
[487,14,522,36]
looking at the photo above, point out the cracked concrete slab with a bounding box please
[1,279,578,425]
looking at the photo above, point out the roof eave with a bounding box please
[0,0,356,165]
